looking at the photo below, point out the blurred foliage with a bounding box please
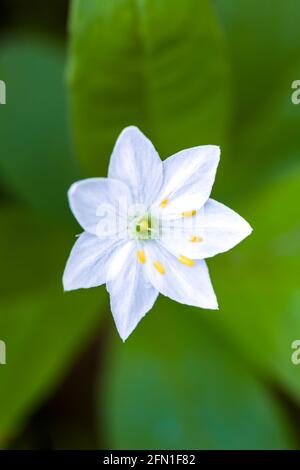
[68,0,230,176]
[213,0,300,194]
[207,166,300,399]
[0,0,300,450]
[0,37,107,444]
[0,39,78,219]
[102,297,295,449]
[0,0,68,37]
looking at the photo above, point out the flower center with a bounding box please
[131,213,159,240]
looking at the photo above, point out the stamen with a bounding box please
[160,198,169,208]
[178,255,195,267]
[153,260,165,275]
[137,249,146,264]
[189,235,203,243]
[181,210,196,217]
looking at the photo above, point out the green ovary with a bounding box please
[133,213,159,240]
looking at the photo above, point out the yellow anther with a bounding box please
[160,198,169,208]
[137,249,146,264]
[178,255,195,267]
[189,235,203,243]
[153,260,165,275]
[181,210,197,217]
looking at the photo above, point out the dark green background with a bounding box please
[0,0,299,449]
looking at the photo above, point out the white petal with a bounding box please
[152,145,220,216]
[108,126,163,207]
[106,241,159,341]
[159,199,253,259]
[68,177,132,235]
[63,232,123,291]
[144,242,218,309]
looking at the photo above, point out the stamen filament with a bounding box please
[153,260,165,275]
[178,255,195,267]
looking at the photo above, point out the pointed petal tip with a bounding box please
[67,180,85,206]
[124,124,140,131]
[117,125,142,138]
[192,144,220,159]
[67,181,77,199]
[117,326,131,342]
[116,125,152,147]
[62,274,77,292]
[212,145,221,161]
[206,299,219,310]
[203,144,220,154]
[201,290,219,310]
[212,144,221,151]
[243,220,254,240]
[67,177,108,198]
[208,145,221,169]
[62,277,72,292]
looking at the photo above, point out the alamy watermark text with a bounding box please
[0,80,6,104]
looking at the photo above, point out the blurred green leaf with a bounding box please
[0,204,107,440]
[68,0,230,176]
[102,297,295,449]
[213,0,300,190]
[0,205,71,298]
[214,0,300,119]
[0,37,79,220]
[0,285,102,441]
[205,166,300,402]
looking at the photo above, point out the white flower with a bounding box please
[63,126,252,341]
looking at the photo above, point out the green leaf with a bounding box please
[214,0,300,120]
[0,205,107,440]
[102,297,295,449]
[0,286,103,441]
[205,166,300,402]
[0,204,71,298]
[0,37,79,220]
[68,0,230,176]
[213,0,300,190]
